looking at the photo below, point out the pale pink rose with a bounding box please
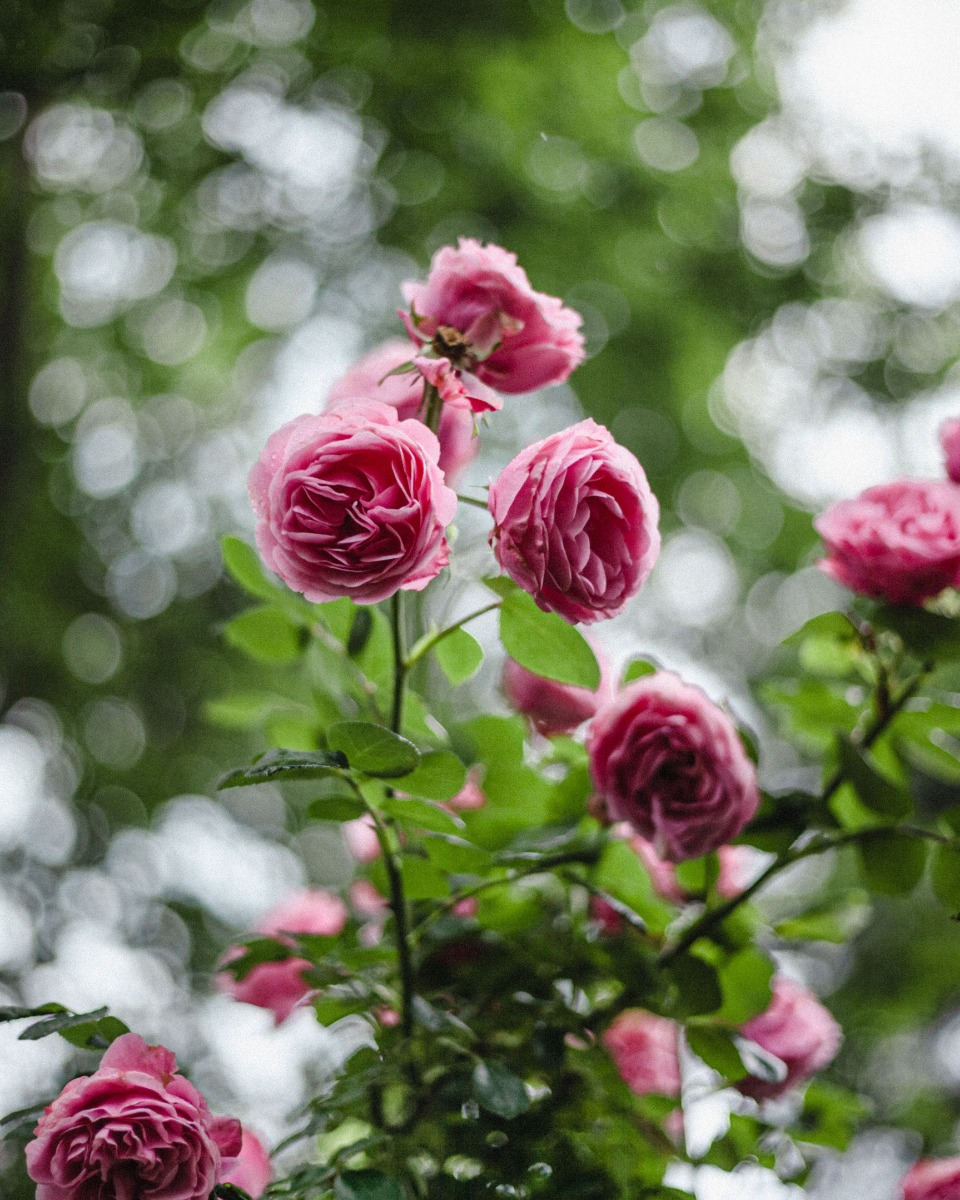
[218,888,348,1023]
[26,1033,241,1200]
[737,977,842,1101]
[587,672,759,863]
[350,879,389,947]
[249,400,457,605]
[815,479,960,606]
[632,838,752,903]
[942,418,960,485]
[503,644,614,736]
[401,239,584,395]
[489,419,660,624]
[343,814,381,863]
[902,1157,960,1200]
[326,340,477,482]
[602,1009,681,1098]
[221,1127,272,1198]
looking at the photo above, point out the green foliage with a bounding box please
[326,723,421,779]
[498,590,600,688]
[433,628,484,686]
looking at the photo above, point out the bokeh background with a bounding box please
[3,1,960,1196]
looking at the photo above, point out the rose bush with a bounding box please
[736,976,842,1101]
[587,671,759,862]
[25,1033,241,1200]
[248,400,458,604]
[489,418,661,623]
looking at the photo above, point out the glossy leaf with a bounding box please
[472,1060,530,1118]
[224,606,304,664]
[327,722,420,779]
[434,627,484,685]
[400,750,467,801]
[498,590,600,689]
[380,795,463,834]
[222,535,281,602]
[219,748,348,789]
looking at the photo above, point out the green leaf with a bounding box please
[423,834,490,873]
[401,751,467,801]
[380,795,463,834]
[594,840,675,934]
[58,1015,130,1050]
[0,1003,66,1022]
[472,1061,530,1118]
[483,576,518,599]
[858,832,927,895]
[715,948,774,1024]
[222,535,280,602]
[785,610,859,647]
[327,722,420,779]
[402,857,450,899]
[307,793,367,822]
[219,748,348,789]
[499,590,600,688]
[837,736,911,819]
[871,604,960,661]
[434,627,484,685]
[774,895,872,943]
[686,1026,748,1081]
[931,840,960,911]
[335,1170,404,1200]
[18,1007,109,1041]
[665,954,722,1018]
[224,606,304,664]
[622,657,658,684]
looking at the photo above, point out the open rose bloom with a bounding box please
[489,419,661,624]
[26,1033,241,1200]
[815,479,960,606]
[587,671,759,862]
[902,1156,960,1200]
[249,400,457,605]
[602,1009,681,1098]
[401,238,584,397]
[736,977,842,1101]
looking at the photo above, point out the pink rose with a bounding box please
[489,419,661,624]
[249,400,457,605]
[737,976,842,1101]
[343,814,381,863]
[587,672,759,863]
[602,1009,681,1098]
[942,418,960,485]
[902,1157,960,1200]
[815,479,960,606]
[445,764,487,811]
[503,644,614,736]
[218,887,348,1023]
[222,1126,272,1198]
[401,238,584,394]
[412,354,501,415]
[25,1033,241,1200]
[632,838,752,903]
[326,340,478,483]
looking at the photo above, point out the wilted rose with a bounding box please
[815,479,960,606]
[587,672,759,862]
[26,1033,241,1200]
[401,238,584,394]
[489,419,660,624]
[737,976,842,1101]
[249,400,457,605]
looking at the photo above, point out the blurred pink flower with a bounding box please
[221,1126,272,1198]
[503,644,614,737]
[602,1009,681,1098]
[736,976,842,1101]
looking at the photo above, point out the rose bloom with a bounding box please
[401,238,584,395]
[489,419,661,624]
[587,672,759,863]
[902,1157,960,1200]
[503,645,614,737]
[736,976,842,1101]
[26,1033,241,1200]
[942,417,960,485]
[222,1127,272,1198]
[602,1009,681,1098]
[326,339,478,483]
[249,400,457,605]
[218,887,348,1023]
[815,479,960,606]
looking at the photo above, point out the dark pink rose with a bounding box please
[326,340,478,483]
[602,1009,681,1098]
[587,672,759,863]
[503,643,614,736]
[737,977,842,1101]
[25,1032,241,1200]
[401,238,584,394]
[489,419,661,624]
[221,1127,272,1198]
[943,419,960,485]
[815,479,960,606]
[218,887,348,1024]
[902,1157,960,1200]
[249,400,457,605]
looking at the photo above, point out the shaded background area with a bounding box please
[3,1,960,1196]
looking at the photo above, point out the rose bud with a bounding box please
[736,976,842,1101]
[489,419,660,624]
[327,339,478,483]
[587,672,759,863]
[221,1126,272,1198]
[902,1157,960,1200]
[815,479,960,606]
[602,1009,682,1098]
[503,644,614,737]
[26,1033,241,1200]
[218,887,348,1024]
[401,238,584,395]
[249,400,457,605]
